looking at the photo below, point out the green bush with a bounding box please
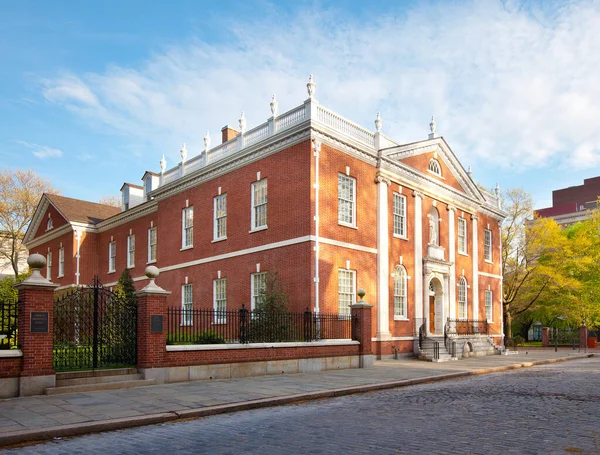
[167,329,225,345]
[513,335,525,347]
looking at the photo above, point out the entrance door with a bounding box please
[429,296,435,333]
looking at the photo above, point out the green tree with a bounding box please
[113,268,136,302]
[250,272,293,342]
[0,168,57,277]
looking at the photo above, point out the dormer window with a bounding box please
[428,158,442,176]
[122,188,130,211]
[46,215,53,230]
[145,175,152,201]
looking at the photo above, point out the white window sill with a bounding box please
[108,270,116,274]
[393,234,409,241]
[146,259,157,265]
[426,169,445,179]
[484,259,493,264]
[394,316,409,321]
[338,222,358,230]
[180,245,194,251]
[212,237,227,243]
[57,274,64,279]
[249,226,268,233]
[127,265,135,270]
[458,251,469,257]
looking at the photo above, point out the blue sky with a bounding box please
[1,0,598,209]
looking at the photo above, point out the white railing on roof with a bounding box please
[316,105,375,148]
[244,123,270,147]
[276,105,306,131]
[157,99,378,189]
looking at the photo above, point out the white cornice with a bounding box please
[24,224,72,250]
[96,201,158,232]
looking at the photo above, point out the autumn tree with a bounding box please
[501,188,568,338]
[98,195,121,208]
[0,168,57,278]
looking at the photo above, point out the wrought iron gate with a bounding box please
[53,276,137,371]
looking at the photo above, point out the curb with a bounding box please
[0,353,594,448]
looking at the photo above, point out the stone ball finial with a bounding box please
[28,253,46,270]
[357,288,366,300]
[145,265,159,280]
[307,74,316,98]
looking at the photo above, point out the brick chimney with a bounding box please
[221,125,239,144]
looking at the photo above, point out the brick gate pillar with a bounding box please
[14,254,59,396]
[135,266,171,384]
[351,288,374,368]
[542,327,550,347]
[579,326,588,349]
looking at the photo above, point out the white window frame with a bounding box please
[181,284,193,326]
[127,234,135,269]
[485,290,493,322]
[484,229,492,262]
[46,218,53,230]
[145,175,153,201]
[338,269,356,316]
[148,227,157,263]
[458,217,467,254]
[458,277,468,319]
[251,272,267,311]
[393,193,407,238]
[214,194,227,240]
[108,241,116,273]
[58,247,64,278]
[213,278,227,323]
[338,174,356,228]
[428,158,442,176]
[46,252,52,280]
[393,265,408,319]
[182,206,194,249]
[251,179,267,231]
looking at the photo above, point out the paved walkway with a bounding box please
[0,348,596,448]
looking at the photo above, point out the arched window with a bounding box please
[393,265,407,318]
[458,277,468,319]
[46,216,53,230]
[428,158,442,176]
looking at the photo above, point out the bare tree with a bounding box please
[0,168,57,277]
[98,195,121,207]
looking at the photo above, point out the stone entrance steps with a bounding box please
[45,368,156,395]
[418,337,455,362]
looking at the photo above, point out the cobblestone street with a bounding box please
[3,357,599,455]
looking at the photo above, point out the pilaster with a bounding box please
[412,191,424,335]
[447,205,457,319]
[471,214,479,320]
[376,174,391,340]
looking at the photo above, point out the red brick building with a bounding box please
[24,77,506,357]
[535,176,600,226]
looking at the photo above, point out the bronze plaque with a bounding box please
[150,315,163,333]
[30,312,49,333]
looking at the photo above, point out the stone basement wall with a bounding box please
[0,351,23,398]
[140,341,360,384]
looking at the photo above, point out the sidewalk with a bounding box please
[0,349,596,448]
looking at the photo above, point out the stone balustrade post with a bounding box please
[14,254,59,396]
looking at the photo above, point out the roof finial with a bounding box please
[270,94,278,117]
[495,182,500,197]
[375,112,382,132]
[204,131,211,152]
[467,165,473,179]
[429,116,436,139]
[180,143,187,162]
[160,154,166,173]
[239,111,246,133]
[307,74,316,99]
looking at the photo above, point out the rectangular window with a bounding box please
[338,174,356,227]
[485,290,493,322]
[109,241,116,273]
[148,227,157,263]
[484,229,492,262]
[393,193,407,237]
[213,278,227,323]
[458,217,467,254]
[46,252,52,280]
[338,269,355,316]
[181,284,193,326]
[251,179,267,230]
[393,266,407,318]
[58,247,64,277]
[127,234,135,268]
[182,206,194,248]
[251,272,267,310]
[214,194,227,240]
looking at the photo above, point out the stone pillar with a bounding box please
[375,174,391,341]
[447,205,457,320]
[14,254,59,396]
[412,191,424,331]
[351,289,374,368]
[579,326,588,349]
[135,266,171,384]
[542,327,550,347]
[471,214,479,320]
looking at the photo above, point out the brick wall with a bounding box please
[0,357,22,378]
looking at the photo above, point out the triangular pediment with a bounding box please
[382,136,485,203]
[24,194,71,245]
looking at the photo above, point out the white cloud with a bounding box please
[17,141,63,159]
[39,0,600,175]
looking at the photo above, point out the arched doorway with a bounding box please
[428,277,444,335]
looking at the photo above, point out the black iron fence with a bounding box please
[548,328,579,346]
[0,297,18,350]
[167,305,352,345]
[445,319,489,336]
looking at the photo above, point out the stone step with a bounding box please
[56,373,143,387]
[55,368,138,381]
[45,379,156,396]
